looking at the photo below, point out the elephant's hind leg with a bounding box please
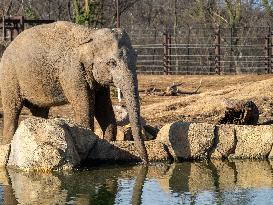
[1,83,23,144]
[95,87,117,141]
[30,107,49,118]
[23,100,49,118]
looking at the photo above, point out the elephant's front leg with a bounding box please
[60,73,95,130]
[72,88,95,130]
[95,87,117,141]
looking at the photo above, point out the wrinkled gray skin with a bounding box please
[0,21,148,163]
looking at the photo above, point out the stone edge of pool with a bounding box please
[1,117,273,171]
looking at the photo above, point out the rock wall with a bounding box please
[88,140,170,162]
[2,117,273,171]
[157,122,273,160]
[7,117,98,171]
[2,117,170,171]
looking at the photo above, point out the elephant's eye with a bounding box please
[107,58,117,67]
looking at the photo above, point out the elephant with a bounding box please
[0,21,148,163]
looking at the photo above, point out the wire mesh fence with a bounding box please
[0,18,272,75]
[129,26,273,75]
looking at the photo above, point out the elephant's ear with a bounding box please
[70,24,94,45]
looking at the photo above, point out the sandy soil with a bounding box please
[1,74,273,130]
[138,74,273,127]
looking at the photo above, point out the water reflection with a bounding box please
[0,168,18,205]
[8,169,67,204]
[1,161,273,204]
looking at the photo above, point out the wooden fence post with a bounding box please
[265,29,271,73]
[163,32,169,75]
[19,16,25,32]
[152,29,157,67]
[214,26,221,74]
[271,30,273,73]
[2,16,6,40]
[167,31,171,74]
[10,16,24,40]
[10,28,14,41]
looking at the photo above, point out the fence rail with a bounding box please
[131,26,273,75]
[0,16,54,41]
[0,17,272,75]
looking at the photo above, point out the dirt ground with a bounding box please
[1,74,273,130]
[138,74,273,127]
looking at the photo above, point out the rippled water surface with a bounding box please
[1,161,273,204]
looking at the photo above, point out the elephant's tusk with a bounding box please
[117,88,123,103]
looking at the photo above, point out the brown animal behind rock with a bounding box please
[0,21,148,163]
[218,100,259,125]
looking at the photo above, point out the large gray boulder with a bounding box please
[157,122,273,160]
[7,117,171,171]
[8,117,97,171]
[211,124,273,159]
[88,140,171,162]
[210,125,236,159]
[156,122,215,160]
[231,125,273,159]
[7,117,273,171]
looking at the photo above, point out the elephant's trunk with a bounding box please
[113,71,148,164]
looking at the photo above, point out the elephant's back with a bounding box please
[4,21,75,59]
[0,22,75,106]
[1,21,86,77]
[1,22,66,81]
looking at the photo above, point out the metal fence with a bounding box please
[130,27,273,75]
[0,16,54,41]
[0,17,272,75]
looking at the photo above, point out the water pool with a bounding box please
[1,160,273,204]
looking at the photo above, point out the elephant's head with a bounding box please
[78,28,148,163]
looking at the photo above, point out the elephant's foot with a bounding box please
[102,124,117,141]
[103,132,116,141]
